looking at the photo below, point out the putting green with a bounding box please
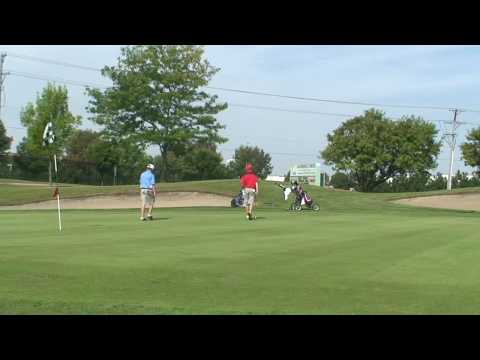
[2,204,480,314]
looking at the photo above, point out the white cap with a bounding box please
[147,164,155,170]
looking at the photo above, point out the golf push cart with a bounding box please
[278,182,320,211]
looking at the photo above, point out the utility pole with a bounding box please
[444,109,464,191]
[0,52,9,119]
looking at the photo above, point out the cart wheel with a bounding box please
[312,204,320,211]
[294,204,303,211]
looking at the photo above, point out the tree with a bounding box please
[63,129,150,185]
[153,145,229,182]
[0,120,12,155]
[181,146,227,181]
[329,171,354,190]
[65,129,100,162]
[62,129,101,184]
[86,137,118,186]
[87,45,228,181]
[229,145,273,179]
[427,172,447,191]
[0,120,13,173]
[387,172,430,193]
[13,138,49,181]
[461,127,480,175]
[321,109,441,192]
[20,83,81,184]
[85,136,151,186]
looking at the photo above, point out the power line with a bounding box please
[229,103,357,118]
[8,69,467,126]
[5,51,480,114]
[228,102,480,127]
[220,147,316,157]
[7,70,109,89]
[207,86,480,113]
[7,52,102,72]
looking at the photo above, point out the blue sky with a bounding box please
[1,45,480,175]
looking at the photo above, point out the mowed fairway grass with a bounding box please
[2,180,480,314]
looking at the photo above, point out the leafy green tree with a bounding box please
[321,109,441,192]
[65,129,100,162]
[86,136,151,185]
[86,138,118,186]
[87,45,228,181]
[181,146,227,181]
[62,129,101,184]
[20,83,81,183]
[153,145,228,182]
[153,151,184,182]
[461,127,480,175]
[426,172,447,191]
[0,120,12,173]
[63,129,150,185]
[387,172,430,193]
[229,145,273,179]
[451,170,475,189]
[113,139,152,185]
[13,138,49,181]
[0,120,12,155]
[330,171,354,190]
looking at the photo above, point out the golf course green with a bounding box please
[2,179,480,314]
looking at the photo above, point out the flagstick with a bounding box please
[53,154,62,232]
[57,193,62,232]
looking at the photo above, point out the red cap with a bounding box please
[245,163,253,173]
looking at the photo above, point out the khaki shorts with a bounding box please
[141,189,155,206]
[244,188,256,206]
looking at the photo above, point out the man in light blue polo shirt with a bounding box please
[140,164,156,221]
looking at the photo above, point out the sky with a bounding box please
[1,45,480,176]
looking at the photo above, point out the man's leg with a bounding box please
[251,194,256,220]
[245,198,250,219]
[246,191,254,220]
[140,191,146,220]
[243,190,249,219]
[147,191,155,219]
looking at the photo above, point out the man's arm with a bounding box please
[152,174,156,197]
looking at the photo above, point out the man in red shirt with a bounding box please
[240,163,259,220]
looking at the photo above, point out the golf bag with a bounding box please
[278,183,319,211]
[231,189,246,208]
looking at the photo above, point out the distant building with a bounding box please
[289,163,327,187]
[265,175,285,182]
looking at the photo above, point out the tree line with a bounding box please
[322,109,480,192]
[3,45,480,191]
[0,45,273,185]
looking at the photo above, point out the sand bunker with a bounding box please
[394,193,480,211]
[0,192,231,210]
[1,182,53,187]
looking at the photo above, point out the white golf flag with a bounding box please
[42,122,55,146]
